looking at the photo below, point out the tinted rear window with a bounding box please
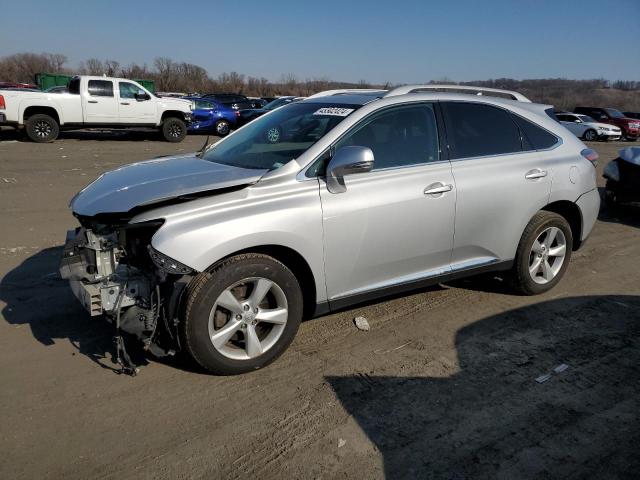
[442,102,521,159]
[511,114,559,151]
[88,80,114,97]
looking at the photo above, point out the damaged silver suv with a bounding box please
[60,85,600,375]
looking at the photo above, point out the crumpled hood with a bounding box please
[70,153,267,216]
[619,147,640,166]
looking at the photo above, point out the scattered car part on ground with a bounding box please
[60,85,600,375]
[0,75,192,142]
[603,146,640,207]
[573,106,639,141]
[556,112,622,141]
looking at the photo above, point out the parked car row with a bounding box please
[571,106,639,141]
[184,94,305,137]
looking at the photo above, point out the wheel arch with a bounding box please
[204,244,318,319]
[22,105,61,125]
[161,110,188,123]
[542,200,583,250]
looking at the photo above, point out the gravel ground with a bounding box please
[0,127,639,479]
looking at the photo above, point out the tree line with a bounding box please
[1,52,638,110]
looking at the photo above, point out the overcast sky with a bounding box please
[1,0,639,83]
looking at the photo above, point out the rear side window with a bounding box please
[88,80,114,97]
[511,114,559,151]
[442,102,521,159]
[68,78,80,95]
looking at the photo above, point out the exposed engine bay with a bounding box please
[59,219,196,374]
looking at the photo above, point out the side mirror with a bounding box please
[326,146,374,194]
[135,93,150,101]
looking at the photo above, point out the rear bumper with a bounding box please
[576,188,600,242]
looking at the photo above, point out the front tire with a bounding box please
[25,114,59,143]
[583,129,597,141]
[181,254,303,375]
[161,117,187,142]
[509,211,573,295]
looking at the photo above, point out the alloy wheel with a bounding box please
[528,227,567,284]
[208,277,289,360]
[168,123,183,138]
[34,120,52,138]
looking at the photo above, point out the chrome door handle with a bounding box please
[525,169,547,180]
[88,100,98,104]
[424,182,453,195]
[120,102,130,105]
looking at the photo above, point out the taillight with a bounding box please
[0,95,5,109]
[581,148,598,167]
[235,111,240,117]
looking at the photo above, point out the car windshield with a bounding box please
[605,108,625,118]
[264,97,293,110]
[202,102,360,171]
[577,115,596,123]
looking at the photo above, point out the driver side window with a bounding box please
[333,104,440,171]
[119,82,145,99]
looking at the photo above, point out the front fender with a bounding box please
[144,179,328,302]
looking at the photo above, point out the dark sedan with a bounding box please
[237,96,302,126]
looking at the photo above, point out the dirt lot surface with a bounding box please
[1,128,639,479]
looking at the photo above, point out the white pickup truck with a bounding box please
[0,75,193,142]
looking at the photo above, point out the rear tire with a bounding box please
[214,119,231,137]
[25,114,59,143]
[181,253,303,375]
[161,117,187,142]
[508,211,573,295]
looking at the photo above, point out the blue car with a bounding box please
[184,96,239,137]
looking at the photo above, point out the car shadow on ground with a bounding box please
[327,294,640,480]
[0,246,149,372]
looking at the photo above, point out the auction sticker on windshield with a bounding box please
[313,107,354,116]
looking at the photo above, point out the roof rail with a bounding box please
[307,88,387,99]
[384,84,532,103]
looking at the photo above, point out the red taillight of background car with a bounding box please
[0,95,5,109]
[581,148,599,167]
[235,111,241,117]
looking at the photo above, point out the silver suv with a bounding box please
[60,85,600,375]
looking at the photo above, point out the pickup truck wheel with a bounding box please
[508,211,573,296]
[161,117,186,142]
[25,114,59,143]
[181,253,303,375]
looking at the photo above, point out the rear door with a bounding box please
[82,79,119,123]
[319,103,456,303]
[117,81,155,124]
[442,101,555,268]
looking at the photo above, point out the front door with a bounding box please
[117,81,156,124]
[319,103,456,303]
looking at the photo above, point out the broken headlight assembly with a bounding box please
[148,245,194,275]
